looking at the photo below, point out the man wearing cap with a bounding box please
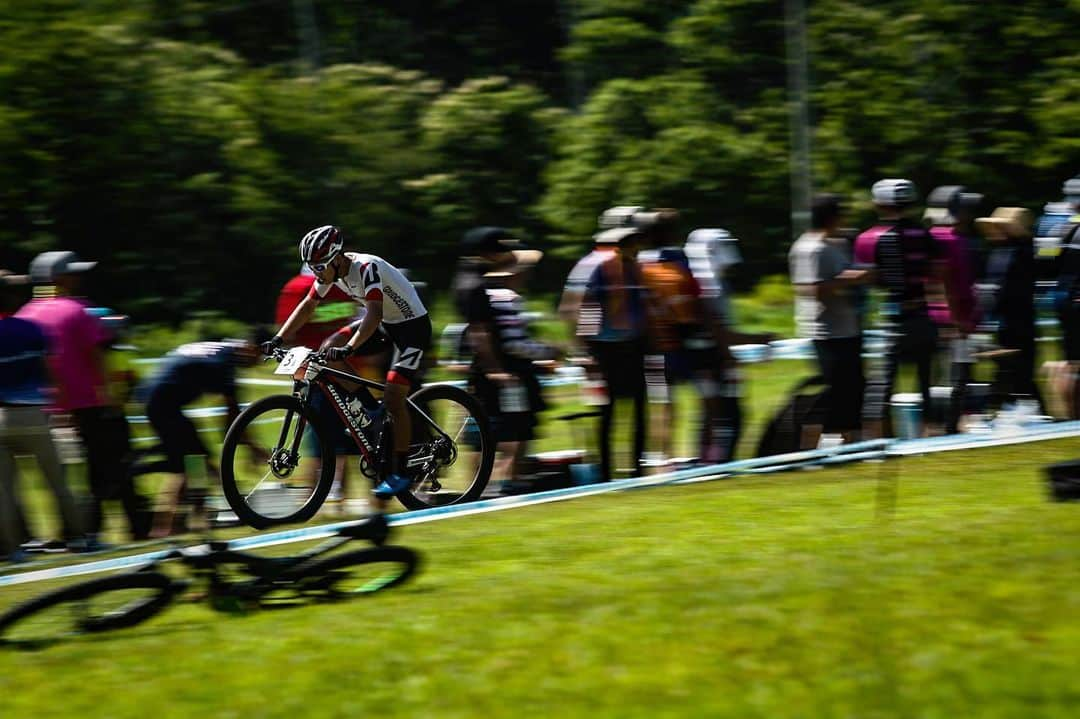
[0,270,85,560]
[855,179,950,439]
[460,227,555,486]
[583,226,650,480]
[557,206,640,331]
[977,208,1045,411]
[17,251,148,543]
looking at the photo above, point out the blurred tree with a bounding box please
[4,0,1080,325]
[411,77,563,265]
[147,0,571,100]
[539,73,788,267]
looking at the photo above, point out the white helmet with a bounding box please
[299,225,344,266]
[1063,175,1080,204]
[871,178,918,207]
[685,228,742,281]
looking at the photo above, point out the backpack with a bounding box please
[755,376,828,457]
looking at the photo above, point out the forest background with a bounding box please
[2,0,1079,325]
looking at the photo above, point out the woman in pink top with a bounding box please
[924,188,984,433]
[17,251,149,543]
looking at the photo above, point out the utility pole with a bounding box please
[293,0,321,71]
[785,0,812,238]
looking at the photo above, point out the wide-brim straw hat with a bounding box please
[976,206,1033,240]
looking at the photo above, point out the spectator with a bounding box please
[557,208,631,410]
[1034,174,1080,250]
[0,270,84,560]
[684,228,770,461]
[135,336,267,536]
[1049,180,1080,362]
[924,186,984,432]
[558,206,641,334]
[977,207,1045,412]
[275,264,357,350]
[789,194,869,445]
[636,209,726,465]
[462,228,556,486]
[583,227,650,480]
[1056,225,1080,363]
[855,179,950,439]
[17,252,148,545]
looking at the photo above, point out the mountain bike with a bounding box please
[219,346,494,528]
[0,515,418,647]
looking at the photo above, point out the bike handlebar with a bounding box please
[262,346,330,364]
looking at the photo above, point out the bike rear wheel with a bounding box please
[221,394,336,529]
[0,572,179,646]
[289,546,420,599]
[396,383,494,510]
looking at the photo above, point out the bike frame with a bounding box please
[171,533,351,592]
[284,354,450,473]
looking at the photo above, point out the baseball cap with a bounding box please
[871,178,918,207]
[461,226,522,256]
[598,206,644,230]
[593,226,644,247]
[29,251,98,284]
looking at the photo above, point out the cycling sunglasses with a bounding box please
[307,253,340,274]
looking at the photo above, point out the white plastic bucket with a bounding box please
[890,392,923,440]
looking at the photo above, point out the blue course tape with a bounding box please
[3,425,1078,589]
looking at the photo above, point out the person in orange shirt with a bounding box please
[638,210,731,466]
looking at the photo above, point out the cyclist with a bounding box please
[265,225,432,508]
[135,336,268,537]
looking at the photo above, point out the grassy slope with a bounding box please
[2,439,1079,718]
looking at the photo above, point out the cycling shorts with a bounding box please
[335,314,432,387]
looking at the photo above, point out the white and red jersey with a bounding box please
[310,252,427,325]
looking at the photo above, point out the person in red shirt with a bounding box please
[275,265,357,350]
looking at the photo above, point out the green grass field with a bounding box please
[3,291,1078,717]
[2,439,1079,718]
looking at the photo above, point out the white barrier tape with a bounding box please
[10,423,1078,588]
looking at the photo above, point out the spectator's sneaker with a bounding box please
[373,474,413,499]
[20,538,65,554]
[67,535,113,554]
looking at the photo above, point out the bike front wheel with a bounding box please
[396,383,495,510]
[0,572,180,646]
[221,394,336,529]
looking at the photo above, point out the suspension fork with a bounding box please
[276,380,313,459]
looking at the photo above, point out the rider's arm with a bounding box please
[277,292,320,342]
[342,299,383,353]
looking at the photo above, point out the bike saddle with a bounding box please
[336,514,390,545]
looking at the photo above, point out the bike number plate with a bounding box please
[275,347,312,375]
